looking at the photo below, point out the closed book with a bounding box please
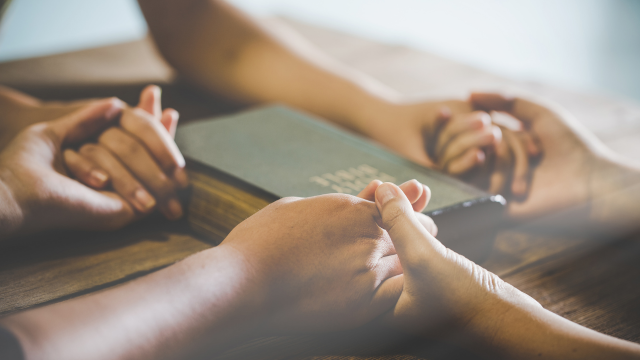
[176,105,504,261]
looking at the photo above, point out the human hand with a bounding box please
[470,93,618,222]
[357,98,537,197]
[0,85,99,149]
[357,178,438,236]
[217,179,434,334]
[373,182,539,338]
[0,99,141,238]
[63,85,188,220]
[357,99,473,168]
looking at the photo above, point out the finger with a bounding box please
[415,212,438,236]
[63,149,110,189]
[521,131,541,156]
[398,179,423,205]
[119,107,188,188]
[161,108,179,138]
[375,182,446,266]
[79,143,156,214]
[358,179,428,212]
[411,184,431,213]
[98,127,183,220]
[504,130,529,196]
[369,274,404,321]
[52,175,137,231]
[436,111,491,159]
[439,125,499,168]
[489,137,511,194]
[49,98,124,146]
[375,255,404,283]
[490,110,523,132]
[424,106,452,161]
[357,179,383,201]
[445,147,486,176]
[138,85,162,119]
[469,92,515,112]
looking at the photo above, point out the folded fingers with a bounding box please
[119,107,188,188]
[436,111,491,158]
[358,179,430,213]
[439,125,501,174]
[77,143,157,214]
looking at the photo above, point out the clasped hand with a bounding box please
[0,86,188,238]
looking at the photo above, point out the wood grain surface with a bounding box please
[0,17,639,360]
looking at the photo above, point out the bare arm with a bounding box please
[0,185,431,359]
[138,0,396,136]
[0,247,261,360]
[139,0,524,178]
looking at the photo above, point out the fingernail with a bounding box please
[175,153,186,169]
[476,150,486,164]
[105,98,125,120]
[134,189,156,212]
[166,198,183,220]
[90,170,108,187]
[174,167,189,188]
[400,179,419,187]
[377,183,400,205]
[492,126,503,144]
[472,118,484,130]
[438,106,451,120]
[479,112,491,126]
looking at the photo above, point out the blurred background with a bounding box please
[0,0,639,102]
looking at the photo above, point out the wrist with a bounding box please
[0,168,26,240]
[183,245,270,336]
[587,153,640,232]
[343,93,403,139]
[459,294,545,358]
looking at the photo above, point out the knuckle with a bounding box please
[278,196,302,204]
[101,128,143,156]
[79,143,100,156]
[123,108,155,130]
[153,174,176,198]
[383,202,409,229]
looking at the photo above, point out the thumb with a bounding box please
[469,92,515,112]
[50,98,124,146]
[375,183,446,265]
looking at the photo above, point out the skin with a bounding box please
[374,181,640,359]
[0,87,187,239]
[137,0,531,192]
[0,103,434,358]
[1,1,638,356]
[1,92,640,358]
[0,192,414,360]
[471,93,640,235]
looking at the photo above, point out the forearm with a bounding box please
[463,301,640,359]
[0,245,265,360]
[138,0,398,135]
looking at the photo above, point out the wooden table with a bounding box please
[1,18,640,360]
